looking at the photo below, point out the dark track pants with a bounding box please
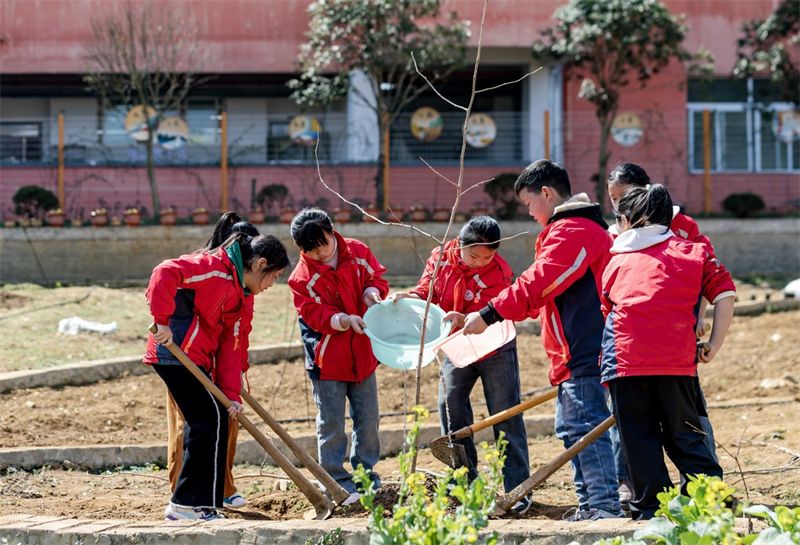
[609,375,722,520]
[154,364,228,509]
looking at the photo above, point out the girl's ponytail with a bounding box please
[203,212,261,251]
[617,183,673,232]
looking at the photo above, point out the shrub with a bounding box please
[12,185,59,219]
[484,173,521,220]
[353,406,505,545]
[723,192,766,218]
[255,183,290,215]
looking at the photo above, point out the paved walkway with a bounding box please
[0,513,644,544]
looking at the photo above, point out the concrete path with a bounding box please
[0,513,646,545]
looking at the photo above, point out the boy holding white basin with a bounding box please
[288,209,389,505]
[391,216,532,514]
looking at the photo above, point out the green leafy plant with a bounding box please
[305,528,344,545]
[12,185,59,219]
[723,193,766,218]
[484,173,522,220]
[353,406,504,545]
[569,475,800,545]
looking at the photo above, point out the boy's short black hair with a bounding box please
[514,160,572,199]
[290,208,333,253]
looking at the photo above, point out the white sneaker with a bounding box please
[164,502,224,521]
[223,493,246,508]
[342,491,361,506]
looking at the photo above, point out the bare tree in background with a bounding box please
[84,0,207,218]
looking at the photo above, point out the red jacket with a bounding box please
[144,250,248,402]
[288,232,389,382]
[409,239,514,317]
[483,197,612,386]
[610,207,712,248]
[600,227,736,383]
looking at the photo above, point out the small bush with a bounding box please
[722,192,766,218]
[484,173,521,220]
[12,186,59,219]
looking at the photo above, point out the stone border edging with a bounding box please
[0,513,644,545]
[0,342,303,394]
[0,415,555,471]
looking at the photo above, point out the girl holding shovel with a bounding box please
[391,216,533,514]
[166,212,260,510]
[145,229,290,521]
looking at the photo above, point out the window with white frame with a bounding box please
[687,78,799,173]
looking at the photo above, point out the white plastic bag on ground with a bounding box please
[58,316,118,335]
[783,278,800,299]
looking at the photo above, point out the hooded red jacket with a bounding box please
[600,230,736,383]
[288,232,389,382]
[409,239,514,317]
[144,249,248,402]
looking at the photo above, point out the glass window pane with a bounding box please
[688,78,748,103]
[102,105,130,145]
[691,110,717,171]
[753,78,784,104]
[760,110,790,170]
[187,99,218,145]
[719,111,748,170]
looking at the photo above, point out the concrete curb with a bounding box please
[0,415,555,471]
[0,514,645,545]
[0,342,303,394]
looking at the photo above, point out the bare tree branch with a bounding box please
[475,67,543,93]
[411,52,468,112]
[419,157,458,187]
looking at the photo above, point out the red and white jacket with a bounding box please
[610,206,712,248]
[481,194,613,386]
[410,239,514,318]
[144,250,249,402]
[599,225,736,383]
[288,232,389,383]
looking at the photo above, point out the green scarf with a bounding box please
[225,243,251,296]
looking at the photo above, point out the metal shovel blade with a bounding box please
[429,436,469,469]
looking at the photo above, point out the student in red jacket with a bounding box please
[601,183,735,520]
[391,217,532,514]
[606,164,720,505]
[166,212,259,510]
[145,232,290,521]
[287,209,389,505]
[463,160,624,521]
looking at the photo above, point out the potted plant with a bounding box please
[409,204,427,222]
[248,207,266,224]
[45,208,66,227]
[279,207,297,224]
[110,216,123,227]
[19,217,31,228]
[3,218,15,228]
[12,185,59,226]
[192,207,210,225]
[433,206,451,222]
[362,203,380,223]
[333,207,351,223]
[123,207,142,226]
[255,183,290,218]
[90,208,108,227]
[484,173,522,220]
[30,217,44,227]
[160,208,177,226]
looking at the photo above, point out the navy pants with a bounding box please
[609,375,722,520]
[154,364,228,509]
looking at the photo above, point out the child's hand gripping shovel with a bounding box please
[697,322,713,359]
[148,324,339,520]
[428,320,557,468]
[494,415,616,514]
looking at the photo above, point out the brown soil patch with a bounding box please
[1,311,799,522]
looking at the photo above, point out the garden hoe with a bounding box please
[429,386,558,469]
[494,414,616,514]
[148,324,338,520]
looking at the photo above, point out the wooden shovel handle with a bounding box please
[147,324,334,516]
[469,387,558,435]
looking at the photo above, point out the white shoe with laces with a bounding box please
[164,502,224,521]
[511,494,532,515]
[342,491,361,506]
[223,493,247,508]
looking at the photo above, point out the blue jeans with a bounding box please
[310,372,381,494]
[439,348,530,493]
[610,383,717,482]
[555,375,621,513]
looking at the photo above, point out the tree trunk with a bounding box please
[145,131,160,218]
[596,117,612,212]
[375,114,388,210]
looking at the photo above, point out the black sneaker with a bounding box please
[511,494,532,514]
